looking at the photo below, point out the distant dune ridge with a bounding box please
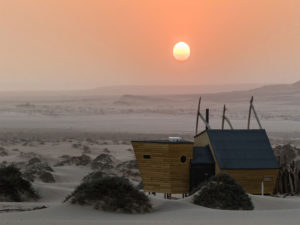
[200,80,300,102]
[0,80,299,97]
[92,80,300,97]
[0,80,299,145]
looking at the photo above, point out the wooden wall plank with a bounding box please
[222,169,279,194]
[132,142,193,193]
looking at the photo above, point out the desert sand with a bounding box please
[0,84,299,224]
[0,136,300,225]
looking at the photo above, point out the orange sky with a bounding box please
[0,0,299,90]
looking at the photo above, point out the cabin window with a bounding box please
[143,155,151,159]
[181,155,186,163]
[264,177,273,181]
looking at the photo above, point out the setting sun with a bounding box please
[173,42,190,61]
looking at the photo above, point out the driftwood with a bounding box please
[0,205,47,213]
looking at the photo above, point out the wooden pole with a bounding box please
[247,96,253,129]
[247,96,263,129]
[195,97,211,134]
[205,108,209,130]
[195,97,201,135]
[222,105,225,130]
[251,103,263,129]
[222,105,234,130]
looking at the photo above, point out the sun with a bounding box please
[173,42,190,61]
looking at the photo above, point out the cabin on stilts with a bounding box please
[131,97,279,196]
[131,139,193,197]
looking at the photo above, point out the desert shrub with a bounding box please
[0,147,8,156]
[116,160,141,182]
[82,145,91,153]
[136,181,144,190]
[24,158,55,183]
[193,173,254,210]
[64,175,151,213]
[81,171,105,183]
[55,154,91,166]
[91,153,115,170]
[0,164,39,202]
[39,171,55,183]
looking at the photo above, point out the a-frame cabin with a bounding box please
[192,129,279,194]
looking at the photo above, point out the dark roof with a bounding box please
[206,129,279,169]
[131,140,193,144]
[191,146,214,165]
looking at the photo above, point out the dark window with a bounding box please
[264,177,273,181]
[143,155,151,159]
[181,155,186,163]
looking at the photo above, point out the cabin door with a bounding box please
[189,163,215,193]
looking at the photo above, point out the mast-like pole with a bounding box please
[195,97,211,136]
[222,105,226,130]
[247,96,262,129]
[247,96,253,129]
[195,97,201,136]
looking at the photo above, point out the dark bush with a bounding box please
[116,160,141,181]
[193,173,254,210]
[39,171,55,183]
[82,145,91,153]
[64,175,151,213]
[55,154,91,166]
[0,147,8,156]
[136,181,144,190]
[23,158,55,183]
[91,153,115,170]
[81,171,105,183]
[0,164,39,202]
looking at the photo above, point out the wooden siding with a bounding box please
[132,142,193,194]
[221,169,279,194]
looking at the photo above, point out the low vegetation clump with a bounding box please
[0,164,39,202]
[55,154,91,166]
[116,160,141,181]
[64,175,151,213]
[24,157,55,183]
[91,153,115,170]
[0,147,8,156]
[193,173,254,210]
[81,171,105,183]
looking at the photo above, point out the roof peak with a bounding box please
[195,129,266,138]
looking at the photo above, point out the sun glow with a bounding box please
[173,42,190,61]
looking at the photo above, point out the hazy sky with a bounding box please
[0,0,299,90]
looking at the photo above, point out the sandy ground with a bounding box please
[0,136,299,225]
[0,90,299,224]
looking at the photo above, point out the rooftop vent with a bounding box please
[168,137,183,142]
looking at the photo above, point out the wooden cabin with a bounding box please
[132,130,279,195]
[193,129,279,194]
[132,97,279,195]
[131,140,193,194]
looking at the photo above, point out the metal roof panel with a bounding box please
[206,129,279,169]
